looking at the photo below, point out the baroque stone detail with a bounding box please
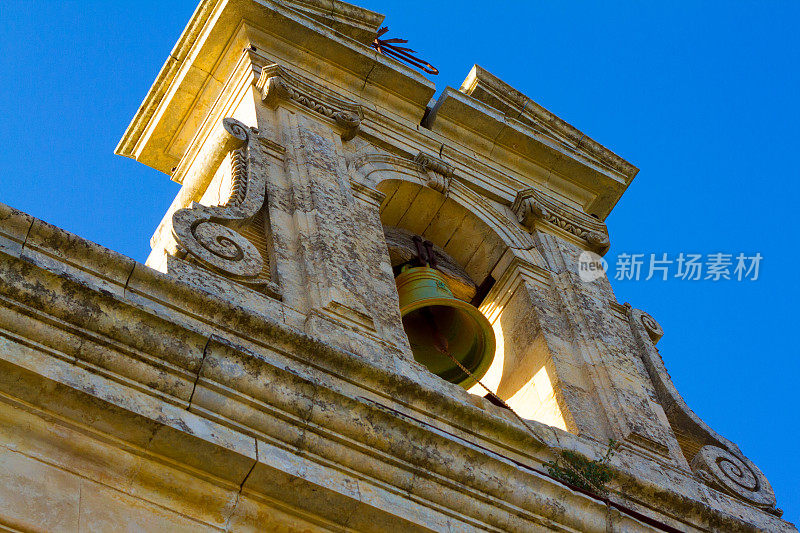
[256,64,363,141]
[414,152,455,195]
[639,311,664,344]
[171,118,269,280]
[692,445,776,508]
[350,151,538,254]
[511,187,610,254]
[626,305,777,510]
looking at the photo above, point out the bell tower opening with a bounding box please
[376,178,570,432]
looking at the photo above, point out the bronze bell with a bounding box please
[395,266,496,388]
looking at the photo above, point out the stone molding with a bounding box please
[626,305,779,512]
[0,204,33,258]
[349,180,385,207]
[0,205,794,531]
[350,151,538,255]
[461,65,638,182]
[282,0,385,45]
[422,87,631,219]
[414,151,455,195]
[115,0,434,173]
[168,48,264,187]
[256,64,363,141]
[171,118,281,295]
[480,253,552,323]
[512,187,610,254]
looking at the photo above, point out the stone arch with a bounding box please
[350,152,571,432]
[350,152,545,286]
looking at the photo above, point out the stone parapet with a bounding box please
[0,203,793,531]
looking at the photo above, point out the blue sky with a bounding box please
[2,0,798,523]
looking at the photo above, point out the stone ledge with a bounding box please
[0,203,33,258]
[116,0,435,175]
[460,65,638,183]
[0,204,794,532]
[424,85,632,219]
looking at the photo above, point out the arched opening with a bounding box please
[378,179,506,287]
[375,178,569,431]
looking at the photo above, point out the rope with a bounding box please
[430,327,607,494]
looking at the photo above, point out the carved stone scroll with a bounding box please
[692,445,776,508]
[256,64,363,141]
[626,305,778,510]
[511,188,610,254]
[171,118,268,280]
[639,311,664,344]
[414,152,455,195]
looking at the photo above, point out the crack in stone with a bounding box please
[187,335,213,408]
[223,437,259,531]
[121,263,136,299]
[17,218,34,254]
[361,63,376,92]
[487,116,508,159]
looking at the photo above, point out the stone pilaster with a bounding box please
[258,70,411,361]
[530,230,688,466]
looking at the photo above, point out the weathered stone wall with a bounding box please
[1,199,793,531]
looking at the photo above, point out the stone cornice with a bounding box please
[351,100,595,212]
[115,0,434,175]
[256,64,364,140]
[285,0,385,44]
[0,203,793,532]
[424,72,638,218]
[461,65,638,182]
[113,0,218,164]
[113,1,633,223]
[169,48,262,186]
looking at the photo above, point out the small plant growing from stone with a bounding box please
[545,439,619,495]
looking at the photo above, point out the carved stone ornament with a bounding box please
[511,187,610,254]
[639,311,664,344]
[625,305,778,510]
[350,150,537,254]
[171,118,268,281]
[256,64,363,141]
[414,152,454,195]
[692,445,776,508]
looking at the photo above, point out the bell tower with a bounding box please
[0,0,793,531]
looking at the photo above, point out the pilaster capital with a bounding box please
[256,64,364,141]
[511,187,610,254]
